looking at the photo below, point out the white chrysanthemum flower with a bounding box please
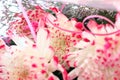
[63,14,120,80]
[1,28,67,80]
[46,8,82,65]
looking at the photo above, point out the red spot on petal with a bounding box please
[0,45,5,49]
[53,56,59,64]
[41,63,45,67]
[30,56,34,59]
[66,60,70,67]
[41,70,46,74]
[32,22,38,31]
[45,29,50,39]
[108,53,111,57]
[76,34,82,39]
[104,37,112,41]
[74,61,77,67]
[91,40,95,45]
[114,70,118,74]
[111,63,114,67]
[32,63,37,68]
[83,38,90,42]
[97,56,101,59]
[0,69,3,73]
[48,76,54,80]
[114,77,118,80]
[104,43,111,49]
[32,44,36,48]
[75,22,83,30]
[34,74,37,79]
[72,33,76,37]
[103,57,107,62]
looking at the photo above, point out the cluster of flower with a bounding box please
[1,1,120,80]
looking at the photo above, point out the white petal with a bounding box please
[36,28,49,53]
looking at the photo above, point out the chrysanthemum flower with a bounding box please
[46,7,83,63]
[9,6,47,40]
[63,13,120,80]
[1,28,68,80]
[9,6,82,65]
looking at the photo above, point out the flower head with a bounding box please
[9,6,82,65]
[9,6,47,40]
[45,7,83,63]
[63,15,120,80]
[1,28,68,80]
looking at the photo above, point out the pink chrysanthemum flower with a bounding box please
[63,13,120,80]
[1,28,67,80]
